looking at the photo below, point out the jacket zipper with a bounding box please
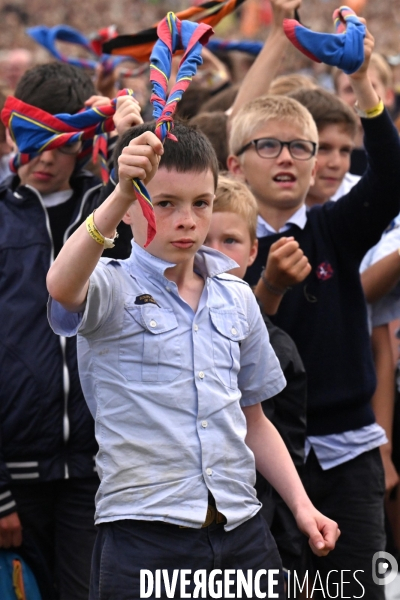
[23,185,92,477]
[24,181,101,478]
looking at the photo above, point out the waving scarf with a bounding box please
[26,24,131,73]
[103,0,243,63]
[206,38,263,56]
[131,12,213,247]
[283,5,365,74]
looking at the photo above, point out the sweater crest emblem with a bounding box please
[316,261,334,281]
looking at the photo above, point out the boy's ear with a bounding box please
[5,128,16,152]
[309,157,317,188]
[247,238,258,268]
[227,154,246,180]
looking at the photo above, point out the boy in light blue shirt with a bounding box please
[47,122,338,599]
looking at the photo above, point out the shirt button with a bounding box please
[149,320,157,328]
[194,324,199,332]
[201,420,208,428]
[166,287,171,292]
[198,371,205,379]
[231,327,237,335]
[206,468,213,476]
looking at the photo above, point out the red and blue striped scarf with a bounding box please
[1,14,212,247]
[132,12,213,246]
[1,88,134,184]
[283,5,365,75]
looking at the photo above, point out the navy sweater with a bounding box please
[245,110,400,436]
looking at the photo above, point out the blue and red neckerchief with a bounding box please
[207,38,263,56]
[131,11,213,247]
[283,5,365,75]
[1,88,134,183]
[26,24,132,74]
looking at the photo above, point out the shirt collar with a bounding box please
[127,241,238,281]
[256,204,308,238]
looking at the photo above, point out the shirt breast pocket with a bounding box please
[119,304,181,382]
[210,308,248,389]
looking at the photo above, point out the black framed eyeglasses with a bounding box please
[236,137,317,161]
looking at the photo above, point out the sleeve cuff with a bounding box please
[0,489,17,518]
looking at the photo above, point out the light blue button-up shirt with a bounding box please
[48,242,286,531]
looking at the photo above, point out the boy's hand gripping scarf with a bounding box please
[132,12,213,247]
[26,24,131,73]
[1,88,134,183]
[283,5,365,74]
[102,0,242,63]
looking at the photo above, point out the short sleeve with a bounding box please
[238,291,286,407]
[48,260,117,337]
[361,226,400,327]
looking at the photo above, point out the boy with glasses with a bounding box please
[228,26,400,599]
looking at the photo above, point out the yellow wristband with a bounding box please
[354,99,384,119]
[86,212,118,249]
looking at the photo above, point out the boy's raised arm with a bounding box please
[228,0,301,121]
[346,23,380,113]
[46,132,163,312]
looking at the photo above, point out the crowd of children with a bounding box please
[1,0,400,599]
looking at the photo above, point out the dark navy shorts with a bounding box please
[89,511,284,599]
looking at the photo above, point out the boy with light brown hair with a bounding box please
[205,174,308,577]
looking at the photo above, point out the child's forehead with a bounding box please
[211,210,251,236]
[251,118,308,140]
[318,122,355,143]
[150,166,216,193]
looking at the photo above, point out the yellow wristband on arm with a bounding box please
[85,211,118,249]
[354,99,384,119]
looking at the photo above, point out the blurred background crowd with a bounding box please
[0,0,399,93]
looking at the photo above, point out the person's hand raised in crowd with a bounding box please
[94,62,118,99]
[112,95,143,136]
[270,0,302,29]
[84,94,143,137]
[117,131,163,201]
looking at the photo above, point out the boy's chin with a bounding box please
[142,241,200,263]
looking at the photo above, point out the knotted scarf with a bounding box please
[283,5,365,74]
[131,11,213,247]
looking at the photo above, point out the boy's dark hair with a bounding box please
[114,121,219,188]
[189,111,228,170]
[288,87,357,138]
[199,84,238,114]
[14,63,96,115]
[174,85,213,120]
